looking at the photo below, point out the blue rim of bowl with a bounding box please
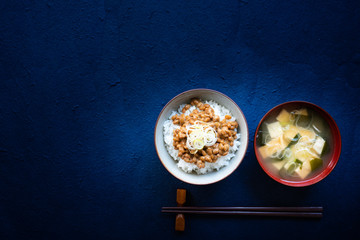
[154,88,249,185]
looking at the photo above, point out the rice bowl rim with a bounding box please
[154,88,249,185]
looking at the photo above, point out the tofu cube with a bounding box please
[270,159,287,171]
[283,125,300,142]
[267,121,283,139]
[298,129,316,143]
[276,109,291,125]
[258,145,270,159]
[294,108,308,116]
[312,136,326,155]
[293,160,312,179]
[257,136,289,159]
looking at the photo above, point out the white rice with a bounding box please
[163,100,241,174]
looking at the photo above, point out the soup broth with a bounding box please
[256,107,333,181]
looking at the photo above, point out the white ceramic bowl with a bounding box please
[154,89,249,185]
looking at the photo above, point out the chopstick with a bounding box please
[162,206,323,218]
[163,206,323,212]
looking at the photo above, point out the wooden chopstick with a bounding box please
[162,209,322,218]
[162,206,323,218]
[162,206,323,212]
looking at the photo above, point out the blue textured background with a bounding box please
[1,0,359,239]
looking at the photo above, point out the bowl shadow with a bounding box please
[244,151,316,206]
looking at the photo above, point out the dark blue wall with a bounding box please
[0,0,359,239]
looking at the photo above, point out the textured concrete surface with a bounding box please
[0,0,359,239]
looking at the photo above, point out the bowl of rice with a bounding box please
[154,89,249,185]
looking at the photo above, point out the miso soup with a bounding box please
[255,107,333,181]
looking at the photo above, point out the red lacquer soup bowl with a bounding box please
[254,101,341,187]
